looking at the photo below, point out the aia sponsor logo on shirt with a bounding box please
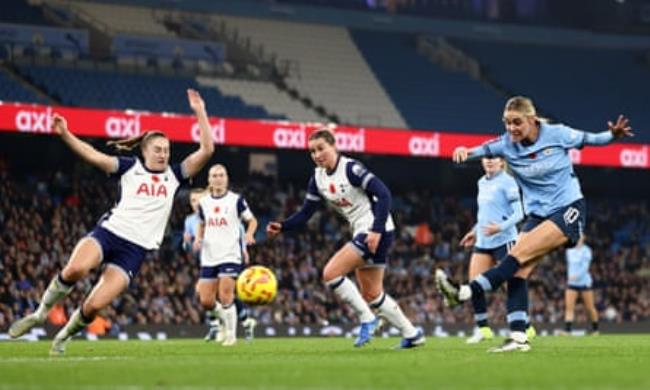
[136,182,168,197]
[206,217,228,227]
[332,198,353,207]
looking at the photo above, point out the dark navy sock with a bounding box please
[471,287,488,328]
[234,298,249,322]
[565,321,573,332]
[592,321,599,332]
[506,277,528,332]
[469,256,521,296]
[206,310,217,324]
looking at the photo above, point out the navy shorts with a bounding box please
[522,199,586,248]
[88,226,149,282]
[350,231,395,266]
[200,263,243,279]
[567,284,592,292]
[473,241,515,261]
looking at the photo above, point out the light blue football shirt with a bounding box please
[565,244,593,287]
[473,123,613,217]
[475,171,522,249]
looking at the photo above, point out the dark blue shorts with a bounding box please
[87,226,148,282]
[473,241,515,261]
[350,231,395,266]
[522,199,586,248]
[200,263,243,279]
[567,284,592,291]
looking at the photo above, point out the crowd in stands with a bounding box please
[1,159,649,334]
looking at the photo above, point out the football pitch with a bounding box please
[1,336,649,390]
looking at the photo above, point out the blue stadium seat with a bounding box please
[16,64,279,119]
[351,30,504,133]
[0,68,47,104]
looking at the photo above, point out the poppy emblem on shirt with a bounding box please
[152,175,160,183]
[329,183,336,194]
[214,206,220,213]
[528,153,537,160]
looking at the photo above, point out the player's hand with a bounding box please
[452,147,469,163]
[365,231,381,254]
[51,113,69,136]
[608,115,633,138]
[192,238,202,253]
[266,222,282,239]
[459,229,476,248]
[187,88,206,113]
[245,233,256,245]
[482,223,501,237]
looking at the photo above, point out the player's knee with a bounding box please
[321,266,340,284]
[61,264,87,282]
[82,300,104,318]
[220,291,234,306]
[361,289,382,303]
[199,294,215,310]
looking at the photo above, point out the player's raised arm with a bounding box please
[52,113,117,174]
[453,138,503,163]
[181,89,215,178]
[266,177,322,239]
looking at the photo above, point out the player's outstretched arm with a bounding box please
[266,221,282,239]
[245,216,258,245]
[181,89,215,178]
[52,113,117,173]
[453,145,490,163]
[581,115,633,146]
[193,221,205,253]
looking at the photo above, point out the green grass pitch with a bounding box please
[0,336,649,389]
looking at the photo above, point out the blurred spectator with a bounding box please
[0,161,648,328]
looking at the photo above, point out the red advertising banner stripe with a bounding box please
[0,102,647,169]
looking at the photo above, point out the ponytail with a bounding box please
[106,131,166,152]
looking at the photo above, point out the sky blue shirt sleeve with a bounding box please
[557,124,614,149]
[497,181,524,232]
[470,136,506,160]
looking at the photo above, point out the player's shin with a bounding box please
[325,276,375,323]
[369,292,418,338]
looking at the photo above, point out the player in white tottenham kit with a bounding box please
[266,129,425,349]
[9,89,214,355]
[193,164,257,346]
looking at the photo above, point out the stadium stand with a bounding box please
[350,30,504,132]
[13,63,283,119]
[0,67,48,104]
[208,14,407,127]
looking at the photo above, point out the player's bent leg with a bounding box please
[10,238,102,339]
[323,245,377,347]
[197,279,220,341]
[357,268,424,349]
[218,277,237,346]
[234,299,256,341]
[437,222,567,308]
[467,253,496,344]
[50,266,128,356]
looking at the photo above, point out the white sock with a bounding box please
[326,277,375,323]
[459,285,472,301]
[510,331,527,343]
[55,308,91,340]
[36,275,73,318]
[370,293,418,338]
[222,304,237,340]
